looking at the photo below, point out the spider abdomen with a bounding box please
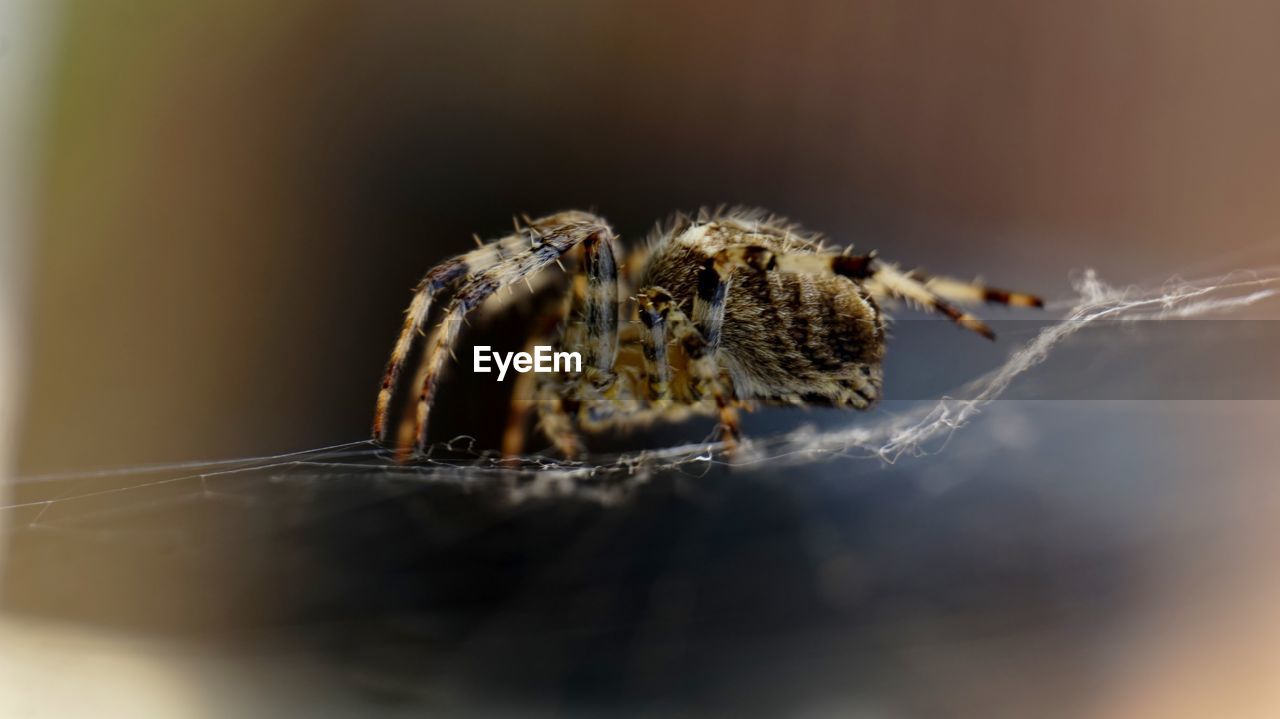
[640,219,886,409]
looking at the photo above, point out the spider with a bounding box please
[373,208,1042,459]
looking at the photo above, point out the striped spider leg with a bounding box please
[373,211,619,458]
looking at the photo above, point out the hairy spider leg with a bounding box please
[500,228,629,458]
[500,286,575,457]
[903,268,1044,309]
[536,351,709,453]
[373,219,586,443]
[636,286,742,447]
[373,259,468,443]
[376,212,617,458]
[533,376,584,458]
[409,213,617,456]
[559,228,621,386]
[863,262,1004,339]
[707,244,1003,341]
[635,289,671,401]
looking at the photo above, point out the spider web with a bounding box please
[2,265,1278,523]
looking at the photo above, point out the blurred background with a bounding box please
[2,1,1279,717]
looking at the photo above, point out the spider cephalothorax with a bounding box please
[373,208,1041,458]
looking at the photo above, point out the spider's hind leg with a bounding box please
[863,262,1046,340]
[903,268,1044,309]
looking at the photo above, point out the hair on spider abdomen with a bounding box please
[373,207,1043,460]
[638,211,888,413]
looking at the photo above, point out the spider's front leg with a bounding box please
[374,211,618,459]
[499,221,622,458]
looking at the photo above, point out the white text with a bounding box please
[473,345,582,381]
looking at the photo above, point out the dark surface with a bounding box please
[3,419,1141,717]
[7,397,1280,717]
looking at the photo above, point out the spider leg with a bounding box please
[398,263,568,457]
[561,222,621,385]
[635,290,671,402]
[473,259,565,322]
[520,228,624,458]
[375,221,598,444]
[862,262,998,339]
[527,318,702,443]
[533,369,659,458]
[637,286,741,448]
[561,346,705,438]
[500,290,573,457]
[372,260,469,442]
[511,236,645,458]
[534,375,585,458]
[378,212,616,457]
[375,223,580,443]
[532,369,668,457]
[703,245,1002,340]
[902,268,1044,308]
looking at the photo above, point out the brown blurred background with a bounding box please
[4,2,1280,718]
